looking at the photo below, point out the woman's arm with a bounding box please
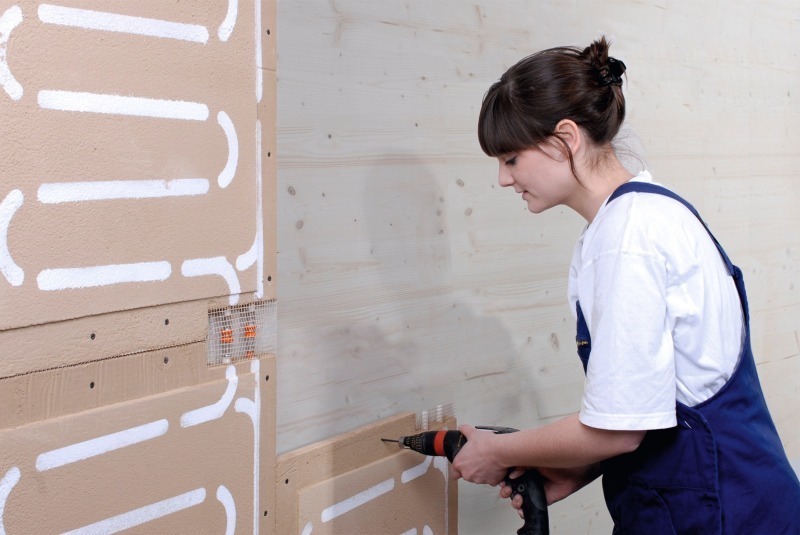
[450,413,645,485]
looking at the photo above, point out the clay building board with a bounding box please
[1,0,279,533]
[277,412,459,535]
[0,353,275,534]
[0,0,277,376]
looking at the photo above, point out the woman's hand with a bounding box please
[499,465,600,515]
[449,425,508,485]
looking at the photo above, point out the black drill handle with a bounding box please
[395,428,549,534]
[503,469,549,535]
[459,427,549,535]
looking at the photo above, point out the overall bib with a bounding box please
[575,182,800,534]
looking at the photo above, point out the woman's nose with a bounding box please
[497,163,514,187]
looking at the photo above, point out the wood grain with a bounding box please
[275,1,800,533]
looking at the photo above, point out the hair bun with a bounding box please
[586,37,611,69]
[601,57,626,86]
[585,37,626,87]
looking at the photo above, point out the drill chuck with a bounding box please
[396,430,466,462]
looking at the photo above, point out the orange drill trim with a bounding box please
[433,430,446,457]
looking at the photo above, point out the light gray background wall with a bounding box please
[275,2,800,533]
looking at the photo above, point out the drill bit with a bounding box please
[381,437,407,449]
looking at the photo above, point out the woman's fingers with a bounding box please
[498,479,525,513]
[507,467,526,479]
[498,483,512,499]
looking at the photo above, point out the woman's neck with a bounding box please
[569,156,634,223]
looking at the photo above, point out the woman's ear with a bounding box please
[553,119,582,155]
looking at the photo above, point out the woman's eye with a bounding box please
[505,157,516,166]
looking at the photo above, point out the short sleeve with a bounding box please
[578,248,677,431]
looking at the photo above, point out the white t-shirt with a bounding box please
[568,171,743,431]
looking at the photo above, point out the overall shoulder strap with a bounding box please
[607,181,736,277]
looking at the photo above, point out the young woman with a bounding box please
[450,37,800,533]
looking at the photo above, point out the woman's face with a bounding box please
[496,142,577,213]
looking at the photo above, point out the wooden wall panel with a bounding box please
[276,1,800,533]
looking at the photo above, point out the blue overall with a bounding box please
[575,182,800,534]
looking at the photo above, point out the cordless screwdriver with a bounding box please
[382,426,549,535]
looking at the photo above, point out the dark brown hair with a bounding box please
[478,36,626,177]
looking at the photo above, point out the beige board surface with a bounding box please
[277,412,458,535]
[0,353,276,534]
[0,299,207,379]
[259,67,278,295]
[0,0,278,533]
[0,0,276,376]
